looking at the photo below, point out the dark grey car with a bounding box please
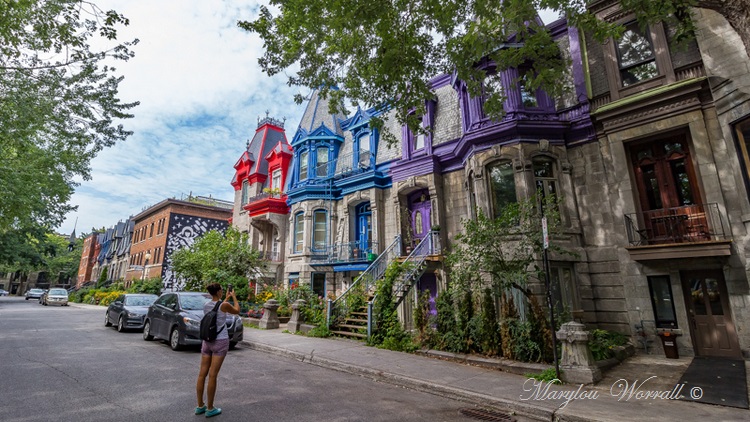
[142,292,243,351]
[105,294,158,332]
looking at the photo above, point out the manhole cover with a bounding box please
[459,408,516,422]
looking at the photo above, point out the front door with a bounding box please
[355,203,372,255]
[409,190,431,247]
[681,270,742,358]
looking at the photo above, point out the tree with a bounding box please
[240,0,745,141]
[0,0,138,237]
[171,228,264,297]
[0,230,83,284]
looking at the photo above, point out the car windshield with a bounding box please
[179,294,211,310]
[49,289,67,295]
[125,296,157,306]
[30,289,44,293]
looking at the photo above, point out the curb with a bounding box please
[240,339,555,421]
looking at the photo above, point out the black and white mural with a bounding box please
[162,213,228,290]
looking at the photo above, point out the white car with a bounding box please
[0,289,9,296]
[43,288,69,306]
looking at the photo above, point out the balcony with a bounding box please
[624,203,732,260]
[259,251,282,262]
[309,241,380,270]
[243,192,289,216]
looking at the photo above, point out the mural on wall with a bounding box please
[162,213,228,290]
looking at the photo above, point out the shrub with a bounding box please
[369,262,416,352]
[525,367,562,384]
[589,329,628,361]
[477,288,501,356]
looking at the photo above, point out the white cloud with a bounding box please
[59,1,304,235]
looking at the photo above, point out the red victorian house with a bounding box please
[231,115,293,285]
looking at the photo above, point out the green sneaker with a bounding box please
[206,407,222,418]
[195,406,206,415]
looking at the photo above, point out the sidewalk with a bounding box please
[240,329,749,422]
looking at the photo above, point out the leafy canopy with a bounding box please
[242,1,698,139]
[0,0,139,237]
[170,228,264,293]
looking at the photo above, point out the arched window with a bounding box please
[316,147,329,177]
[312,210,327,251]
[293,212,304,253]
[487,161,517,218]
[299,150,309,181]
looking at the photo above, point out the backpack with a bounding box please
[199,300,226,342]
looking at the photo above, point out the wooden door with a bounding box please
[681,270,742,358]
[409,190,431,246]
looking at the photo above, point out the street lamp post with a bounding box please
[143,252,152,280]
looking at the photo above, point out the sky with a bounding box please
[57,1,560,236]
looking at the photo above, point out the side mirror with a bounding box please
[114,301,122,305]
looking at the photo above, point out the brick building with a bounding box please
[76,232,100,288]
[124,196,232,290]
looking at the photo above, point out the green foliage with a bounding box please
[588,329,629,361]
[126,277,162,295]
[306,324,332,338]
[0,230,84,280]
[0,1,138,241]
[525,367,562,384]
[170,227,263,294]
[238,1,712,147]
[413,289,434,346]
[97,267,108,288]
[369,262,417,352]
[477,288,501,356]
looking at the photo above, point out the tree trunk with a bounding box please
[700,0,750,59]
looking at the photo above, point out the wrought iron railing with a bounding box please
[327,236,401,329]
[624,203,728,246]
[308,241,379,264]
[259,250,281,262]
[244,192,283,206]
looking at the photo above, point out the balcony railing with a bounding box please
[624,203,728,247]
[244,192,283,207]
[308,241,380,264]
[259,250,281,262]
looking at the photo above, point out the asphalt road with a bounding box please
[0,296,475,422]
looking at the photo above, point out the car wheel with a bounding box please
[169,327,182,351]
[105,313,112,327]
[229,342,237,350]
[117,316,125,333]
[143,321,154,341]
[25,297,29,300]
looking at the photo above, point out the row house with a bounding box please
[269,7,750,359]
[230,116,293,285]
[76,232,100,288]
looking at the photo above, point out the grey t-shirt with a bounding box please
[203,300,229,341]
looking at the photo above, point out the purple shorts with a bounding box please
[201,338,229,357]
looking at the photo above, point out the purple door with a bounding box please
[409,190,431,246]
[418,273,437,318]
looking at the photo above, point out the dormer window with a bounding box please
[358,134,371,167]
[520,72,538,108]
[616,21,658,87]
[316,147,329,178]
[299,150,309,180]
[271,169,282,191]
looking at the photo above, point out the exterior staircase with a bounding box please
[327,231,441,340]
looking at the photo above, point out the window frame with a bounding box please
[271,169,282,191]
[241,180,249,205]
[311,273,326,298]
[601,17,674,101]
[356,133,372,168]
[647,275,678,329]
[615,21,659,88]
[732,115,750,199]
[532,155,560,214]
[315,146,329,178]
[312,210,328,252]
[293,212,304,254]
[298,150,309,181]
[486,160,518,219]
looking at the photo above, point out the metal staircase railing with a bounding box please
[367,230,440,338]
[326,235,402,329]
[393,230,439,307]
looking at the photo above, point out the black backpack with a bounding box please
[199,300,226,342]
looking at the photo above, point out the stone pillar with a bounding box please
[556,321,602,384]
[259,299,280,329]
[287,299,306,332]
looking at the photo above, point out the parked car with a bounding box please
[42,288,69,306]
[25,288,45,300]
[0,289,9,296]
[143,292,243,351]
[105,294,158,332]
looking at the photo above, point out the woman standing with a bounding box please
[195,283,239,417]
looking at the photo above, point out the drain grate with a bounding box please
[458,408,516,422]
